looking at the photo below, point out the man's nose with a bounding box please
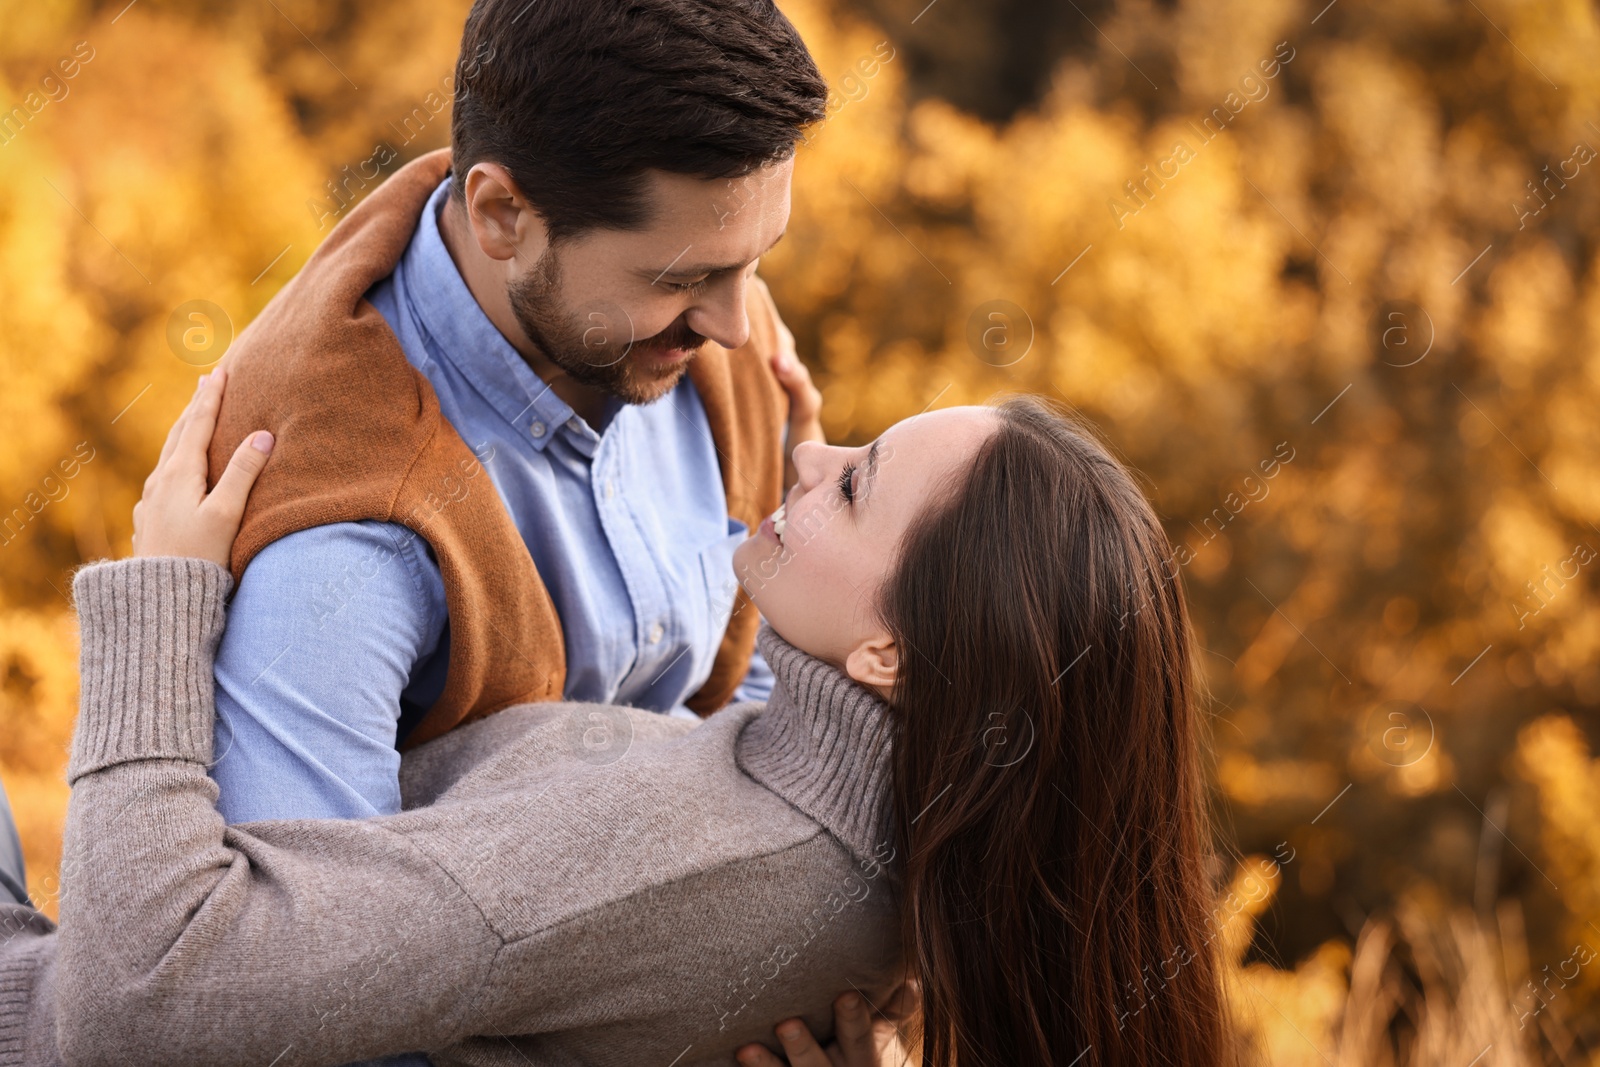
[687,276,751,351]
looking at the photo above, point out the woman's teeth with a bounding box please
[772,504,787,543]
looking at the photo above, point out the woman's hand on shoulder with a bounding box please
[737,992,914,1067]
[761,282,825,492]
[132,367,274,569]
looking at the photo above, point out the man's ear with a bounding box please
[845,633,898,698]
[461,162,546,262]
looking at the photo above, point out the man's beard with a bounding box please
[507,248,707,407]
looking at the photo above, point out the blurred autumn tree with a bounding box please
[3,0,1600,1061]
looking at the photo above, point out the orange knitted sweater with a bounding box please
[206,149,785,747]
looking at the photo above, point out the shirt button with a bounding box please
[529,420,546,438]
[648,623,664,645]
[604,480,617,499]
[567,417,582,432]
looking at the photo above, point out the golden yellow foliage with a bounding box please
[3,0,1600,1054]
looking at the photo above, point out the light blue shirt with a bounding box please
[209,176,773,826]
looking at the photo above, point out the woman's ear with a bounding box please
[845,634,899,698]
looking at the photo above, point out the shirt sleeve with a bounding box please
[209,520,447,822]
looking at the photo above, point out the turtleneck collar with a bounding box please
[737,625,897,865]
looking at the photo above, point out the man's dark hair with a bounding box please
[450,0,828,241]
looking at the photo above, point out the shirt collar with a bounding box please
[400,177,583,454]
[737,625,896,866]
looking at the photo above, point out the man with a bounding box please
[205,0,826,826]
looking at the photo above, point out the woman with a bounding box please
[0,372,1229,1067]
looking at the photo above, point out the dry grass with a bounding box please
[1230,901,1597,1066]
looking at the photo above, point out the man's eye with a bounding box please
[666,277,709,295]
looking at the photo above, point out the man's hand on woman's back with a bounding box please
[738,991,916,1067]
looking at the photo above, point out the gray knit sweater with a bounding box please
[0,557,903,1066]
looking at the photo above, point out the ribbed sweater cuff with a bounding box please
[68,557,232,783]
[0,908,58,1067]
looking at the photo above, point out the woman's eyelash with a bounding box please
[836,463,857,503]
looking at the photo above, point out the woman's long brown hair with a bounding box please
[878,396,1228,1066]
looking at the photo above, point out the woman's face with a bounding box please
[733,406,999,692]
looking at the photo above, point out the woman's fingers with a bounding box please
[134,421,273,567]
[205,431,275,532]
[154,380,198,469]
[758,286,823,490]
[764,296,822,435]
[172,367,228,479]
[770,345,823,431]
[168,369,228,483]
[772,347,824,491]
[133,365,273,567]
